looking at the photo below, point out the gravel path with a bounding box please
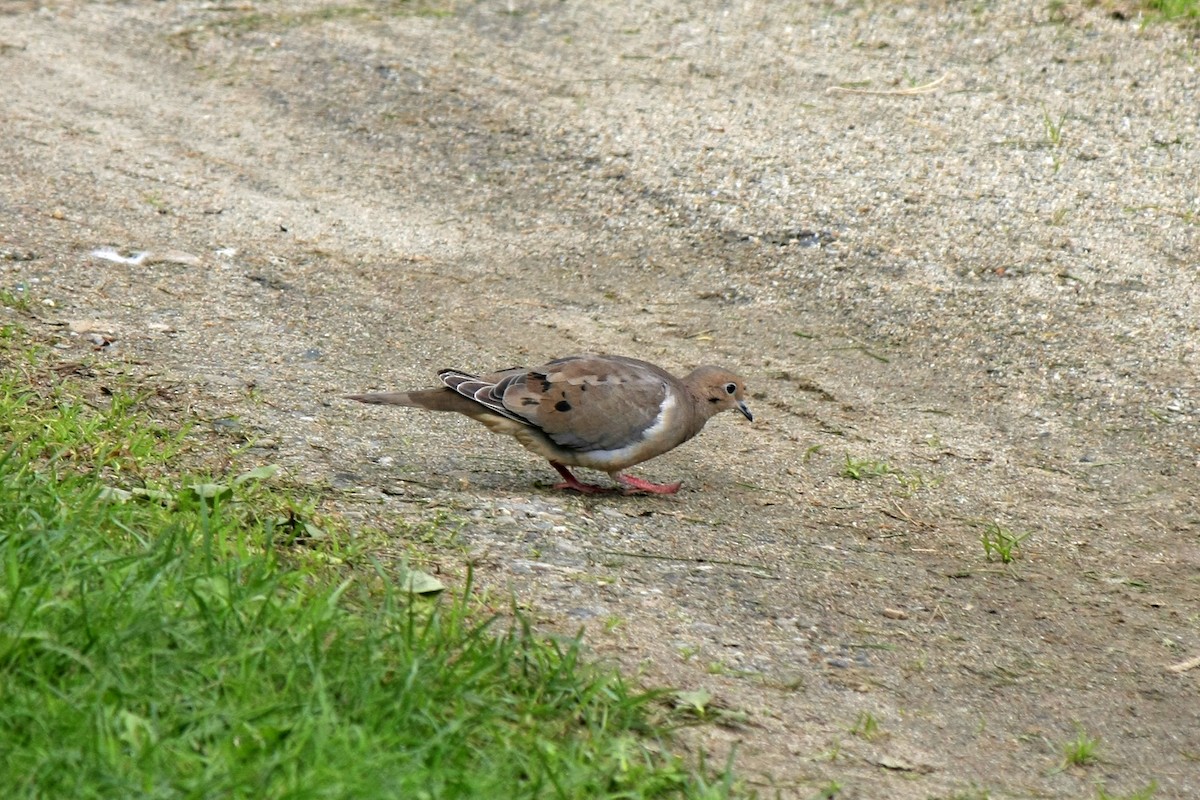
[2,2,1197,796]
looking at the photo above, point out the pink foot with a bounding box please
[550,462,612,495]
[614,473,682,495]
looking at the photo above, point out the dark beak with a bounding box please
[737,400,753,422]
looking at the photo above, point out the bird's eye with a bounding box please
[724,382,737,395]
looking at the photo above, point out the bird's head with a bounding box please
[688,366,753,422]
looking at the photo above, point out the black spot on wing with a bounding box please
[555,400,572,412]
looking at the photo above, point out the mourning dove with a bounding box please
[346,354,753,494]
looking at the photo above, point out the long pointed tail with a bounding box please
[344,391,421,406]
[345,388,487,415]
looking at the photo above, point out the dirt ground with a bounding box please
[2,1,1198,797]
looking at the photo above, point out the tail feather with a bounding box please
[344,391,421,406]
[345,388,490,416]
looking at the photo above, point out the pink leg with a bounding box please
[614,473,682,495]
[549,462,612,494]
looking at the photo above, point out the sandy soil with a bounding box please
[2,1,1198,797]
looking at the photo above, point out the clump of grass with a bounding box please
[1096,780,1158,800]
[839,453,940,497]
[812,780,843,798]
[0,347,743,798]
[1061,728,1102,767]
[1144,0,1200,20]
[0,287,31,311]
[1042,105,1066,148]
[840,454,893,480]
[981,521,1030,564]
[938,786,992,800]
[849,711,884,742]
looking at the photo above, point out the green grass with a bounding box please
[0,341,741,798]
[1041,105,1065,148]
[1,288,31,312]
[848,711,883,742]
[1052,0,1200,23]
[1144,0,1200,20]
[1061,728,1102,767]
[809,781,842,799]
[839,454,893,481]
[1096,780,1158,800]
[980,521,1030,564]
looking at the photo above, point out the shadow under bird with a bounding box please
[346,353,753,495]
